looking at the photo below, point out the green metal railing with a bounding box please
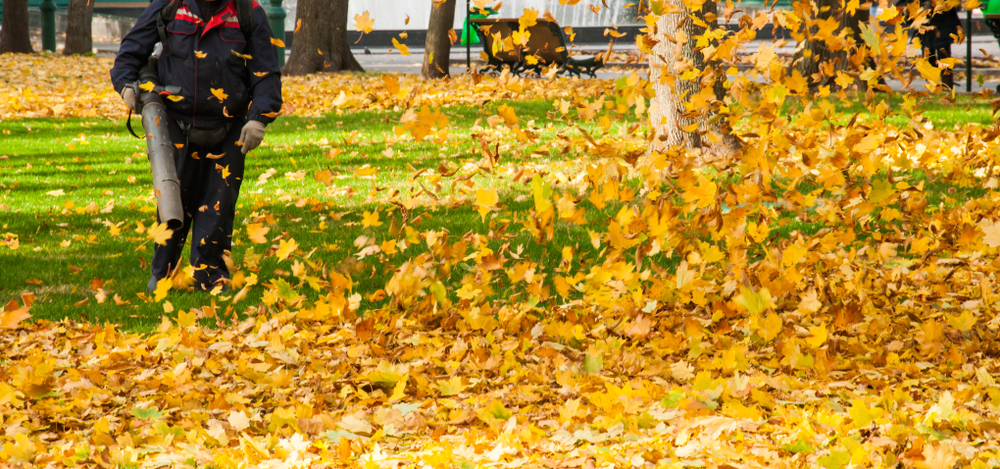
[266,0,284,67]
[0,0,68,51]
[737,0,793,8]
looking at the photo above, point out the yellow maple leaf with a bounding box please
[276,238,298,261]
[270,37,285,47]
[948,310,977,332]
[475,188,500,219]
[195,50,207,59]
[848,399,884,426]
[917,443,958,469]
[153,277,171,302]
[436,376,467,396]
[5,433,35,464]
[314,169,334,186]
[496,104,518,126]
[753,45,776,71]
[915,57,942,83]
[799,289,823,313]
[0,305,31,329]
[389,373,409,402]
[399,105,448,141]
[392,38,410,55]
[210,88,228,102]
[246,223,269,244]
[382,74,400,96]
[146,221,174,246]
[362,210,383,227]
[519,7,539,31]
[877,6,898,21]
[139,81,155,92]
[759,312,783,342]
[981,219,1000,247]
[681,174,716,209]
[853,134,881,154]
[735,286,772,315]
[177,309,197,327]
[805,323,827,348]
[354,10,374,33]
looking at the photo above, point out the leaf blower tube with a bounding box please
[132,58,183,231]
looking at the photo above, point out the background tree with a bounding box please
[283,0,363,75]
[0,0,34,54]
[421,0,457,79]
[793,0,870,90]
[647,0,741,155]
[63,0,96,55]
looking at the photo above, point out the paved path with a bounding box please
[94,35,1000,91]
[350,37,1000,91]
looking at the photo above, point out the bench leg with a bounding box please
[988,19,1000,40]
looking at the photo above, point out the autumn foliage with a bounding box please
[3,0,1000,466]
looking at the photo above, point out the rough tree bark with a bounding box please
[647,0,740,155]
[63,0,96,55]
[0,0,34,54]
[421,0,457,79]
[794,0,870,90]
[283,0,363,76]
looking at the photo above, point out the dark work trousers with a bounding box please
[152,117,245,288]
[921,31,954,89]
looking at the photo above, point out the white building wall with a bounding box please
[282,0,642,31]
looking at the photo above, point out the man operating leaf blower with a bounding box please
[110,0,282,293]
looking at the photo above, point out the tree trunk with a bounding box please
[327,0,363,72]
[647,0,740,155]
[63,0,95,55]
[793,0,869,90]
[421,0,456,79]
[0,0,34,54]
[283,0,363,75]
[283,0,330,75]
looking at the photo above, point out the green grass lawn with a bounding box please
[0,99,638,331]
[788,93,1000,128]
[1,92,993,331]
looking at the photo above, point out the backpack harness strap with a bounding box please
[156,0,183,57]
[155,0,252,52]
[235,0,253,36]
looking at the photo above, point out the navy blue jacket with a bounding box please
[111,0,282,129]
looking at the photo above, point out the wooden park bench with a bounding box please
[470,17,606,77]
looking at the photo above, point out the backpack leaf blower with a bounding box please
[127,57,184,231]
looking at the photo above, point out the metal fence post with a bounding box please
[967,8,973,93]
[466,0,470,71]
[41,0,56,51]
[267,0,285,67]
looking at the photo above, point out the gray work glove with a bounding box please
[121,87,138,112]
[238,120,266,154]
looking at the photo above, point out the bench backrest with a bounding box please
[523,20,569,65]
[472,18,520,63]
[471,18,571,66]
